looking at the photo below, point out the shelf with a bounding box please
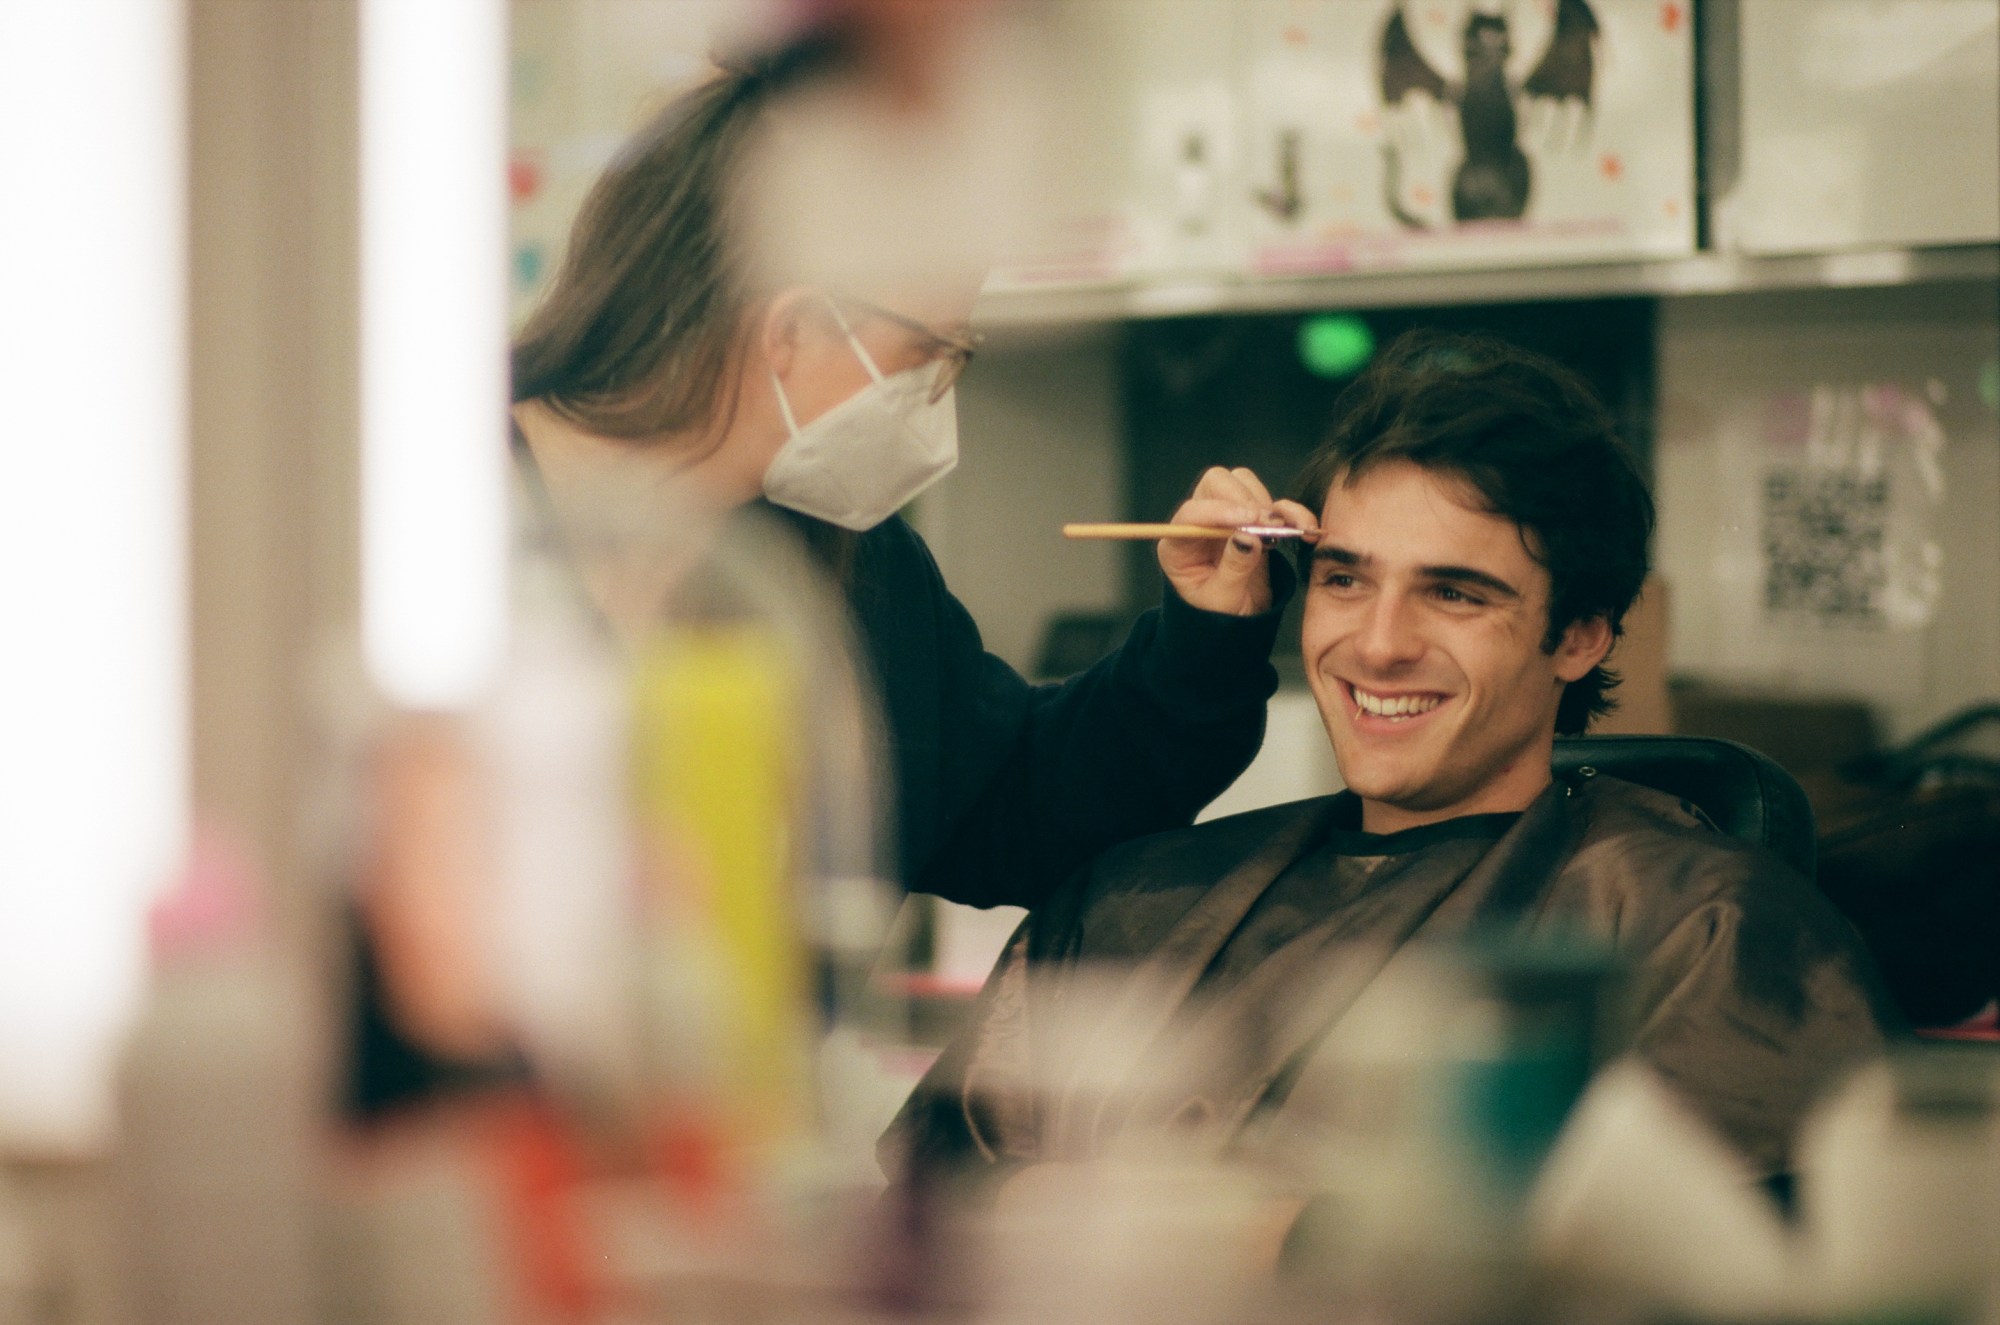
[974,243,2000,326]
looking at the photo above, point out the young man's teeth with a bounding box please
[1352,688,1441,719]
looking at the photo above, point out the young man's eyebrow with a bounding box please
[1421,565,1522,600]
[1309,544,1369,566]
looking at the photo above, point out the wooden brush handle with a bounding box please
[1063,523,1237,540]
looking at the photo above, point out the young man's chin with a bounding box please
[1336,763,1440,817]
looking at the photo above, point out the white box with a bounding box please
[986,0,1245,287]
[1719,0,2000,254]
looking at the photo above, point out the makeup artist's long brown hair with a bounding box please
[510,34,846,444]
[510,32,860,573]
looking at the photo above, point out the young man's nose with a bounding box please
[1352,594,1425,670]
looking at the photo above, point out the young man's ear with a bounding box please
[1552,614,1615,684]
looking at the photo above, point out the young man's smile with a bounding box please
[1343,682,1447,722]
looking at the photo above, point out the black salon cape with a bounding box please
[817,509,1286,909]
[887,773,1897,1178]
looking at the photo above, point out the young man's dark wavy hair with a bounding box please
[1291,330,1655,736]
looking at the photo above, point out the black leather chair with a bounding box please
[1552,734,1819,880]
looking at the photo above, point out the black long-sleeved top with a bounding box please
[819,510,1290,910]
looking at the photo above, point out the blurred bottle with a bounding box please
[109,827,318,1325]
[464,490,907,1308]
[329,480,907,1318]
[1442,938,1620,1203]
[1798,1045,2000,1324]
[0,1169,31,1325]
[476,539,637,1126]
[1278,937,1620,1322]
[627,613,813,1197]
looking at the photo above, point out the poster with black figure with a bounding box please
[1380,0,1597,223]
[1240,0,1694,275]
[973,1,1694,289]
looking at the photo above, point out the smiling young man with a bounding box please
[887,332,1895,1184]
[1304,459,1613,834]
[1293,331,1642,835]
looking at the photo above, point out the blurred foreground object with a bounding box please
[949,986,1998,1325]
[1533,1045,2000,1323]
[736,0,1049,299]
[0,0,188,1159]
[359,0,510,711]
[882,944,1620,1320]
[1262,942,1617,1320]
[805,0,1005,112]
[1797,1047,2000,1322]
[348,490,912,1316]
[626,619,813,1161]
[1530,1060,1797,1318]
[360,715,511,1067]
[110,828,317,1325]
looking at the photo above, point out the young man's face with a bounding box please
[1301,460,1611,834]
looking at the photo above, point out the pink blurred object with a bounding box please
[147,822,263,962]
[1915,1001,2000,1043]
[786,0,1000,107]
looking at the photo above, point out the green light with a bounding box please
[1299,315,1375,379]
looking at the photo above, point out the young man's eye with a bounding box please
[1315,569,1358,590]
[1434,584,1484,606]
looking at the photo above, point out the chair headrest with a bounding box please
[1553,734,1819,880]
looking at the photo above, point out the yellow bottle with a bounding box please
[629,622,810,1167]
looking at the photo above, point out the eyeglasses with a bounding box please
[833,293,984,404]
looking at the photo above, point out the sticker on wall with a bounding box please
[1761,469,1890,622]
[1758,383,1946,632]
[513,242,546,295]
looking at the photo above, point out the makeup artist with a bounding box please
[505,33,1318,912]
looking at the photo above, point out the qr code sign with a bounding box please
[1762,468,1889,623]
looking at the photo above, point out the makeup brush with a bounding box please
[1062,523,1314,542]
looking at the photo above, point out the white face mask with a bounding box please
[762,302,959,531]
